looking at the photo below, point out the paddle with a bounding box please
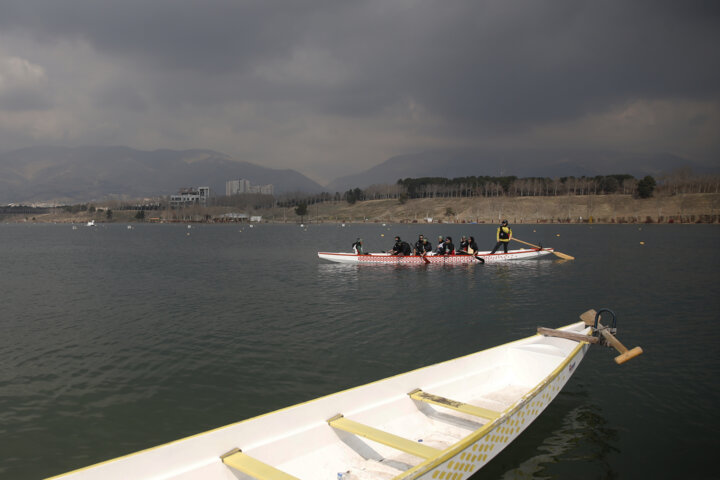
[512,238,575,260]
[416,246,430,263]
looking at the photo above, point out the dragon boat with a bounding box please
[49,310,640,480]
[318,247,554,264]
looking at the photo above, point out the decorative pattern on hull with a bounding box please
[404,344,589,480]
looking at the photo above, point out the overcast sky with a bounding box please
[0,0,718,183]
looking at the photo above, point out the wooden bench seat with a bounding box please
[328,414,440,460]
[408,389,501,420]
[221,448,300,480]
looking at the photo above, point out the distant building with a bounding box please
[218,212,249,222]
[225,178,274,196]
[170,186,210,208]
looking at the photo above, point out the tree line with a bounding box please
[280,170,719,208]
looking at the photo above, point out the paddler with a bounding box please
[352,238,365,255]
[414,234,432,256]
[443,236,455,255]
[468,236,478,254]
[391,236,412,256]
[490,219,512,254]
[435,236,445,255]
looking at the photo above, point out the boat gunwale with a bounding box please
[46,322,587,480]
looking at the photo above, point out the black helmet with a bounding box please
[501,219,508,225]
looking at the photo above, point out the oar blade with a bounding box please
[514,237,574,260]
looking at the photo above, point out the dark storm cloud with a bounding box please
[0,1,315,73]
[2,0,718,128]
[1,0,718,180]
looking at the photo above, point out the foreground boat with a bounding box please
[318,247,554,264]
[49,310,641,480]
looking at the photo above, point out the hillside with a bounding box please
[0,146,324,203]
[269,193,720,224]
[8,193,719,225]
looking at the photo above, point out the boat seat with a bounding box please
[221,448,300,480]
[328,414,440,460]
[408,389,501,420]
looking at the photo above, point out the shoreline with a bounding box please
[3,193,719,225]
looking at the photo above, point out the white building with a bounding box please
[170,186,210,207]
[226,178,274,196]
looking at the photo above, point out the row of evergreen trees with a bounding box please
[282,174,661,208]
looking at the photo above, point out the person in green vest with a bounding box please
[490,220,512,254]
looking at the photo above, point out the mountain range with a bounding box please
[1,145,716,204]
[0,146,324,204]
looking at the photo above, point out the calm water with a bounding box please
[1,223,718,479]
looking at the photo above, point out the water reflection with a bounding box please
[317,263,360,286]
[499,404,618,480]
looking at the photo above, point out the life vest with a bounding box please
[498,226,511,241]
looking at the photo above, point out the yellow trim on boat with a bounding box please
[394,334,590,479]
[408,389,501,420]
[328,415,440,460]
[221,448,300,480]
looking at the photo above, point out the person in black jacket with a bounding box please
[391,236,412,256]
[435,236,445,255]
[443,236,455,255]
[468,236,478,254]
[414,234,432,255]
[459,236,469,253]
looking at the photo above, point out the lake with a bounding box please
[1,222,718,479]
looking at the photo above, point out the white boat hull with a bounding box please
[318,248,554,264]
[49,322,591,480]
